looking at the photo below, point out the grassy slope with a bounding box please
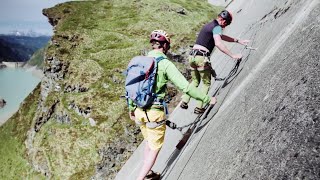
[0,84,44,179]
[27,45,47,68]
[47,0,220,121]
[0,0,221,179]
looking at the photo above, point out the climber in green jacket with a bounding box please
[128,30,216,180]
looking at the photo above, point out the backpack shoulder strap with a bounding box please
[155,56,165,63]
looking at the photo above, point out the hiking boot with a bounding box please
[145,170,160,180]
[180,101,188,109]
[145,170,154,178]
[194,107,206,114]
[215,77,225,81]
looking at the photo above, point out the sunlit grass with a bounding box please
[0,85,45,179]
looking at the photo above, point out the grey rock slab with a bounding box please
[116,0,320,179]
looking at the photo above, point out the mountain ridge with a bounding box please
[0,35,50,62]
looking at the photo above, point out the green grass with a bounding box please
[0,84,44,179]
[0,132,43,180]
[27,45,48,68]
[0,0,222,179]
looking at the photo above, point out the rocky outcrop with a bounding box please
[0,98,6,108]
[93,125,142,179]
[34,100,59,132]
[42,6,71,29]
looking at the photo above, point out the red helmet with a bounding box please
[150,30,171,44]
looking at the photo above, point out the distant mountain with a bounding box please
[8,30,50,37]
[0,35,50,62]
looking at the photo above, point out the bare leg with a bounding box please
[136,141,160,180]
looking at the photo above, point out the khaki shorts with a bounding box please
[135,108,166,150]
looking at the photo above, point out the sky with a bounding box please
[0,0,74,35]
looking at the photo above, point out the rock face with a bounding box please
[0,98,6,108]
[116,0,320,179]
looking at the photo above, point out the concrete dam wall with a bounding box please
[117,0,320,179]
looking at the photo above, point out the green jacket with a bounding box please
[129,50,210,111]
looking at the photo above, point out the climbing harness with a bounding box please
[189,49,211,57]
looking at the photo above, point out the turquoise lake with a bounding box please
[0,68,41,123]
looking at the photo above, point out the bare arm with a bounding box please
[214,34,241,59]
[221,34,250,45]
